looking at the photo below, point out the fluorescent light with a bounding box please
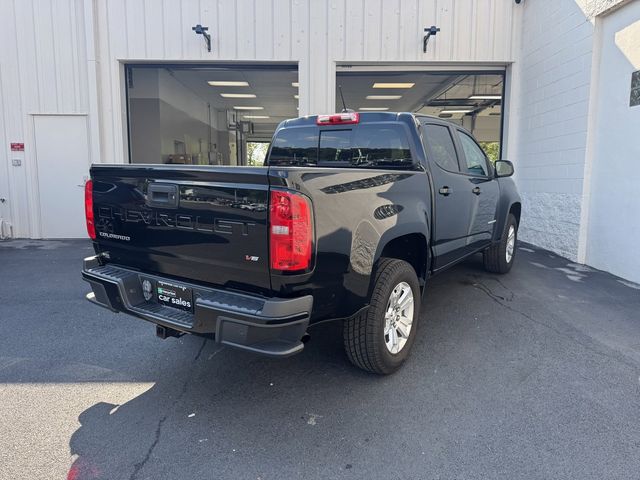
[292,82,299,87]
[469,94,502,100]
[220,93,256,98]
[207,81,249,87]
[233,106,264,110]
[294,94,299,99]
[441,109,473,114]
[366,95,402,100]
[243,115,270,119]
[359,107,389,111]
[372,82,415,89]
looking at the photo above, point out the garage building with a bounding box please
[0,0,638,283]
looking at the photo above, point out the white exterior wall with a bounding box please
[94,0,518,167]
[512,0,633,262]
[0,0,93,239]
[513,0,596,261]
[582,0,640,283]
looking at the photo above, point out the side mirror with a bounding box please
[495,160,514,178]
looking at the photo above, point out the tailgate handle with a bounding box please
[148,184,179,208]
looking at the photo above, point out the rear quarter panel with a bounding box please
[269,167,431,322]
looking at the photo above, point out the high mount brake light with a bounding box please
[316,112,359,125]
[84,180,96,240]
[269,190,313,272]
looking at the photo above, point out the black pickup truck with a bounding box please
[82,112,521,374]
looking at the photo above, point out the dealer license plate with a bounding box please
[156,281,194,313]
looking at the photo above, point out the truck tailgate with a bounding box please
[91,165,271,294]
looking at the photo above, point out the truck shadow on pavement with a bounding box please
[65,248,640,480]
[66,257,487,480]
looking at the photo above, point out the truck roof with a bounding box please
[277,111,456,130]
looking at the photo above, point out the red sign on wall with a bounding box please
[10,143,24,151]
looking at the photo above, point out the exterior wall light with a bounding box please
[423,26,440,53]
[192,24,211,52]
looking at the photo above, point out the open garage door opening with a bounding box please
[336,70,505,161]
[125,64,298,166]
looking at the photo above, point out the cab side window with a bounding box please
[459,132,490,176]
[423,124,460,172]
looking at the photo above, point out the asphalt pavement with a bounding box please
[1,239,639,480]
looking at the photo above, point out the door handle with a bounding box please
[438,186,452,196]
[472,186,481,195]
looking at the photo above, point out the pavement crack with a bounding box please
[470,283,637,370]
[491,277,515,300]
[129,415,167,480]
[472,280,511,302]
[194,337,207,362]
[129,337,207,478]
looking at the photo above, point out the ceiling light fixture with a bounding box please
[359,107,389,111]
[220,93,256,98]
[366,95,402,100]
[233,106,264,110]
[469,94,502,100]
[243,115,270,119]
[441,109,473,114]
[292,82,299,87]
[372,83,415,89]
[294,94,299,99]
[208,81,249,87]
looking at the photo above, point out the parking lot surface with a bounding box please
[1,239,639,479]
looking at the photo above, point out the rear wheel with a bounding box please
[483,213,518,274]
[343,258,420,374]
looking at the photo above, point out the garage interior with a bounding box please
[336,70,504,160]
[126,64,299,167]
[126,66,504,166]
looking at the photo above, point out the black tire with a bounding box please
[483,213,518,274]
[343,258,421,374]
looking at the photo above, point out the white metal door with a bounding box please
[34,115,90,238]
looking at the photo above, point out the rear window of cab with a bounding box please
[268,123,414,168]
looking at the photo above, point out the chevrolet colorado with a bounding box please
[82,112,521,374]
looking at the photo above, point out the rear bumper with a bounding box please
[82,255,312,357]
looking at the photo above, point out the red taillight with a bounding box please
[269,190,313,272]
[84,179,96,240]
[316,112,359,125]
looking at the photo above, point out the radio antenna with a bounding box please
[338,85,352,112]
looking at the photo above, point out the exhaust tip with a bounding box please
[301,333,311,344]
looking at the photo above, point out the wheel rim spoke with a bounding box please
[397,288,412,310]
[383,281,415,354]
[506,225,516,263]
[396,322,409,339]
